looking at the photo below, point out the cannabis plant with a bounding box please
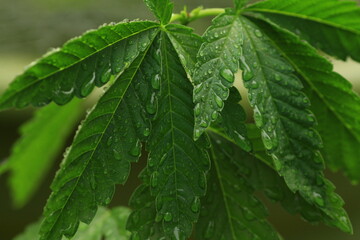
[2,0,360,239]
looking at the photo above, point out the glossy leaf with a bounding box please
[238,16,352,233]
[195,134,280,240]
[166,24,203,77]
[249,16,360,182]
[245,0,360,61]
[145,32,210,239]
[39,38,158,240]
[3,100,82,208]
[0,21,159,110]
[210,87,251,152]
[143,0,173,24]
[245,124,350,228]
[193,11,244,139]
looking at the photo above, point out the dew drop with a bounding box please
[198,174,206,189]
[129,140,141,157]
[160,153,167,164]
[80,72,96,97]
[313,192,325,207]
[155,213,163,222]
[194,84,204,94]
[243,208,256,221]
[200,120,209,128]
[113,149,121,160]
[151,171,158,187]
[191,197,200,213]
[164,212,173,222]
[194,129,202,139]
[101,69,112,83]
[146,93,157,115]
[107,136,113,146]
[204,221,215,238]
[220,68,234,83]
[274,73,281,82]
[215,95,224,108]
[253,106,263,127]
[211,111,218,120]
[261,130,273,150]
[104,196,111,205]
[194,103,201,116]
[143,127,151,137]
[254,29,263,38]
[151,74,161,90]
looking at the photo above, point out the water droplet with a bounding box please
[146,93,157,115]
[155,213,163,222]
[198,174,206,189]
[261,130,273,150]
[80,72,96,97]
[274,74,281,82]
[129,140,141,157]
[164,212,173,222]
[194,84,203,94]
[313,192,325,207]
[250,81,259,89]
[272,154,283,171]
[151,171,158,187]
[243,208,256,221]
[104,196,111,205]
[200,120,209,128]
[254,29,263,38]
[107,136,113,146]
[215,95,224,108]
[143,127,150,137]
[151,74,161,90]
[194,103,201,116]
[253,106,263,127]
[220,68,234,83]
[191,197,200,213]
[101,69,112,83]
[240,56,254,81]
[234,131,252,152]
[211,111,218,120]
[113,149,121,160]
[204,221,215,238]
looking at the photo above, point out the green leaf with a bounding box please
[245,0,360,61]
[127,170,163,239]
[237,15,352,233]
[0,21,159,110]
[39,35,159,240]
[244,124,351,229]
[195,134,280,240]
[249,16,360,182]
[166,24,203,76]
[3,100,82,208]
[210,87,251,152]
[193,12,244,139]
[144,0,174,24]
[145,32,210,239]
[72,207,131,240]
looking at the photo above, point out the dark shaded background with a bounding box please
[1,0,360,239]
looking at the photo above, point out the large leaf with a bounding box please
[210,87,251,152]
[0,21,159,110]
[39,36,159,240]
[237,15,352,233]
[143,0,173,24]
[245,0,360,61]
[195,134,280,240]
[244,124,350,228]
[3,100,81,208]
[193,11,244,139]
[249,16,360,182]
[145,32,210,239]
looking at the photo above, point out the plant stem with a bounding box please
[170,7,225,25]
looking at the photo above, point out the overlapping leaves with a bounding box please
[245,0,360,61]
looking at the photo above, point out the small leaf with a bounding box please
[0,21,159,110]
[249,16,360,182]
[238,15,352,233]
[245,0,360,61]
[210,87,251,152]
[4,99,81,208]
[193,12,244,138]
[145,32,210,239]
[39,37,159,240]
[143,0,174,24]
[195,134,280,240]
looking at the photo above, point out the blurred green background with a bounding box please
[1,0,360,239]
